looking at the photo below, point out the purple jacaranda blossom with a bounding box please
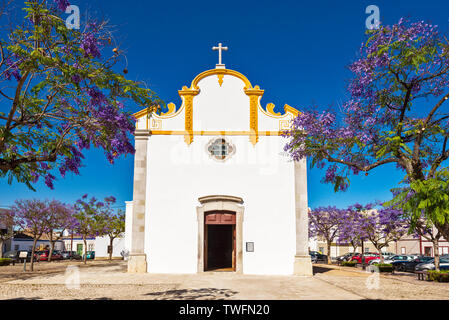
[81,32,101,59]
[284,18,449,193]
[54,0,70,12]
[3,57,20,81]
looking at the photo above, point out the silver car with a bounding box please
[369,254,414,265]
[415,258,449,271]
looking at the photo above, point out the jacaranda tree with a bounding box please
[0,0,159,190]
[12,198,50,271]
[337,204,370,254]
[355,204,408,263]
[284,19,449,240]
[102,208,125,261]
[43,200,76,262]
[309,206,348,264]
[73,194,112,264]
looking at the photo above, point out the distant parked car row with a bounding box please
[61,251,82,260]
[1,250,93,262]
[368,254,419,265]
[335,251,449,272]
[3,250,38,263]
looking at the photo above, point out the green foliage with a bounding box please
[372,263,394,273]
[386,168,449,232]
[0,258,12,266]
[427,270,449,282]
[341,261,357,267]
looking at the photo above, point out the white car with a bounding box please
[369,254,414,265]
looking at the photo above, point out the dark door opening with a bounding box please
[206,225,234,271]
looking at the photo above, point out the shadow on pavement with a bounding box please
[145,288,238,300]
[312,265,333,275]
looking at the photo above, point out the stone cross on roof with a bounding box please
[212,42,228,69]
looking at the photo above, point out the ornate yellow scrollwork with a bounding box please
[161,102,176,116]
[244,86,265,146]
[266,103,282,117]
[178,87,200,145]
[150,118,162,130]
[217,74,224,87]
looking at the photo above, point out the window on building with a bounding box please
[401,247,406,254]
[14,245,19,250]
[206,138,235,161]
[424,247,432,257]
[88,244,94,251]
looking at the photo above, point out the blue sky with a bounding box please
[1,0,448,209]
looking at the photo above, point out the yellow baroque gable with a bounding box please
[132,68,300,144]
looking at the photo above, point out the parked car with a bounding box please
[369,254,414,265]
[336,252,357,262]
[382,252,395,259]
[36,250,63,261]
[3,250,19,263]
[83,251,95,260]
[351,252,380,264]
[61,251,82,260]
[392,256,434,272]
[309,251,327,263]
[415,258,449,271]
[4,250,38,263]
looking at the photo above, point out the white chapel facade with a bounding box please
[124,45,312,276]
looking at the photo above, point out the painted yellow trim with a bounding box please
[148,130,283,136]
[132,108,150,119]
[131,69,300,144]
[284,104,300,117]
[178,89,199,145]
[190,68,253,90]
[259,103,284,118]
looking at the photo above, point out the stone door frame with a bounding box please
[196,195,244,273]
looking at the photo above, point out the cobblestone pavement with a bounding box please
[0,261,448,300]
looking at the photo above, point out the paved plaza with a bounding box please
[0,261,448,300]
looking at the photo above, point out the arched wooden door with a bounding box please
[204,211,236,271]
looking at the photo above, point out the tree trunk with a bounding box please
[0,239,4,258]
[83,236,87,265]
[435,222,449,243]
[48,233,54,262]
[70,231,73,258]
[377,247,385,264]
[433,239,440,271]
[30,237,38,271]
[326,240,332,264]
[109,237,114,261]
[351,242,358,256]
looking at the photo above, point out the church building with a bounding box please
[124,44,312,276]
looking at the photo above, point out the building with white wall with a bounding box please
[125,50,312,275]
